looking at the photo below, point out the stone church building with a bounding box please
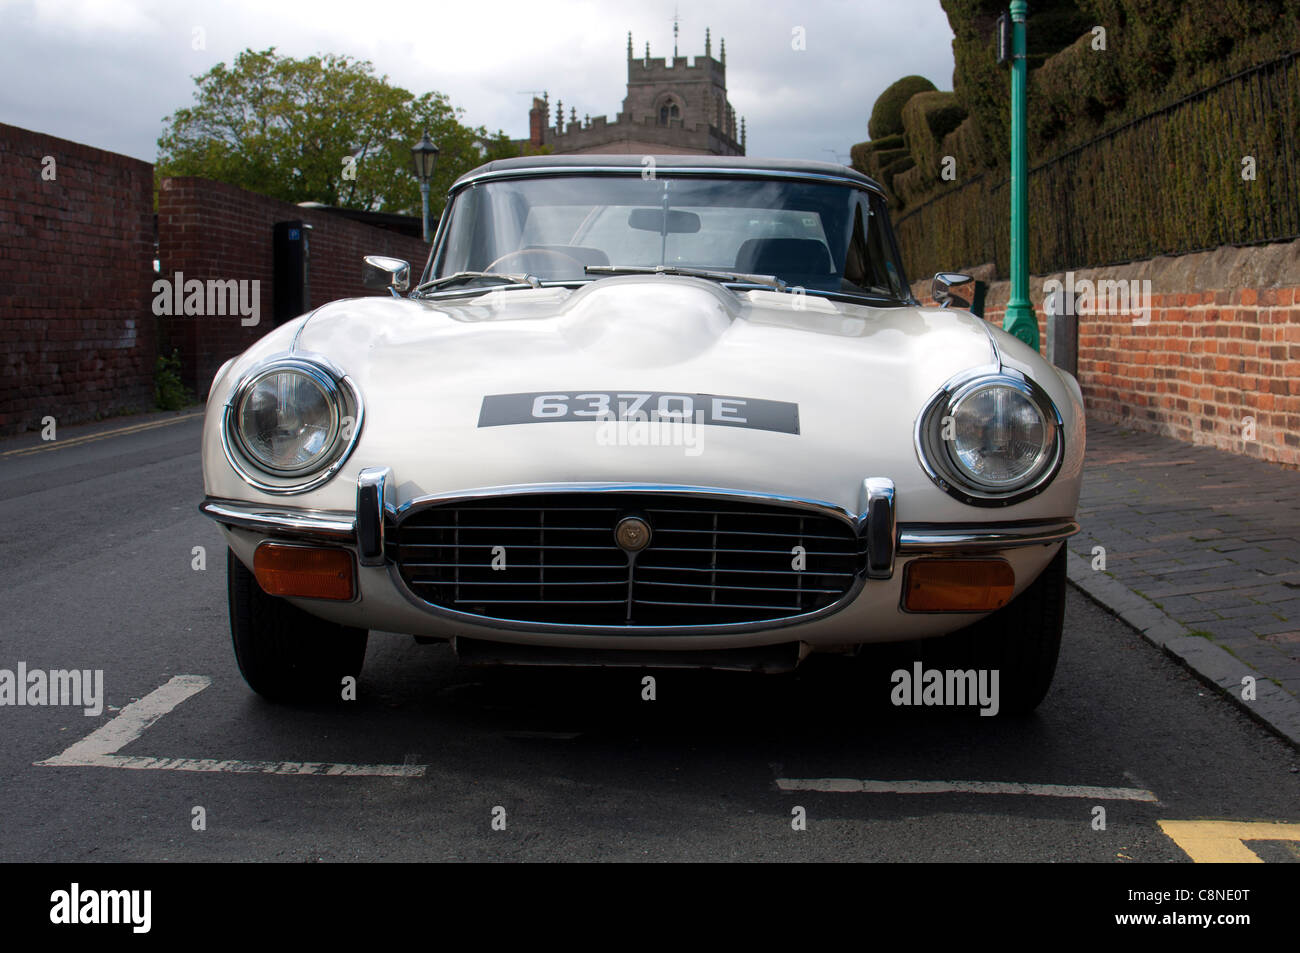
[524,30,745,156]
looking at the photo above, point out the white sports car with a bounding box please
[200,155,1084,712]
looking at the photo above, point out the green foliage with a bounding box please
[940,0,1162,172]
[892,49,1300,282]
[879,153,916,192]
[154,350,192,411]
[882,0,1300,275]
[902,91,967,188]
[940,117,984,185]
[1029,32,1124,143]
[868,76,937,140]
[157,48,518,217]
[892,165,928,208]
[848,141,873,176]
[849,134,902,181]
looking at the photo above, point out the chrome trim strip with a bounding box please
[219,352,365,496]
[289,306,323,353]
[897,519,1079,553]
[858,478,896,580]
[976,317,1004,368]
[447,165,886,197]
[386,483,865,636]
[390,482,859,524]
[356,467,390,567]
[199,499,356,542]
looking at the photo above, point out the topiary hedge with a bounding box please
[891,48,1300,282]
[939,116,984,184]
[849,133,908,203]
[901,91,968,187]
[872,0,1299,276]
[868,75,937,140]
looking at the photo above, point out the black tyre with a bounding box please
[924,544,1068,715]
[227,548,368,702]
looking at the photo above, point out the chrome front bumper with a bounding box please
[200,470,1079,649]
[199,470,1080,571]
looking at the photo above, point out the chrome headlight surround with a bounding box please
[914,367,1063,507]
[221,354,364,495]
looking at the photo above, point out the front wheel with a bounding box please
[227,549,368,702]
[926,544,1067,715]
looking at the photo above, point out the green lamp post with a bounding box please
[1002,0,1039,350]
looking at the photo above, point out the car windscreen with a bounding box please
[430,174,909,300]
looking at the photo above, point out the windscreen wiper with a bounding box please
[586,264,786,291]
[414,271,541,294]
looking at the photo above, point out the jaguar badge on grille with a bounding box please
[614,515,652,553]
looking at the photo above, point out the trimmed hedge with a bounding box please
[849,133,907,203]
[1029,30,1124,143]
[901,91,968,189]
[868,75,937,140]
[939,116,984,184]
[873,0,1300,278]
[940,0,1099,172]
[891,49,1300,282]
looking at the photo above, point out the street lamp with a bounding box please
[1001,1,1038,350]
[410,130,440,242]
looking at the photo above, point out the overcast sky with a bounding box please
[1,0,956,165]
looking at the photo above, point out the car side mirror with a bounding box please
[932,272,972,309]
[363,256,410,295]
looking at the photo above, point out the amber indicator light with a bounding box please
[253,543,355,601]
[904,558,1015,612]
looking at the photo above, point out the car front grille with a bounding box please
[389,492,864,627]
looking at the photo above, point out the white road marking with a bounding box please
[43,755,424,776]
[776,778,1158,801]
[35,675,427,777]
[45,674,210,761]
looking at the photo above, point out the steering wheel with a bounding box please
[483,247,588,277]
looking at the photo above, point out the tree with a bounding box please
[157,48,518,216]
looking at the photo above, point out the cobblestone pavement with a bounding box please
[1067,419,1300,743]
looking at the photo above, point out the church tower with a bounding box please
[525,28,744,156]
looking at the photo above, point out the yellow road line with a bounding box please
[1,411,205,458]
[1158,819,1300,863]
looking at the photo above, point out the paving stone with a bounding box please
[1252,620,1300,636]
[1075,420,1300,742]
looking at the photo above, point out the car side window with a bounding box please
[841,194,906,299]
[870,193,908,298]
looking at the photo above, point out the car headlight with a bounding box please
[222,356,363,493]
[916,371,1062,505]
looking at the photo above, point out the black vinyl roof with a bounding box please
[450,154,882,194]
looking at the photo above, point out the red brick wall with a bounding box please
[0,123,155,434]
[157,176,430,395]
[910,241,1300,467]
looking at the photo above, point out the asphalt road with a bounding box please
[1,411,1297,863]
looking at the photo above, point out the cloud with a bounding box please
[0,0,956,164]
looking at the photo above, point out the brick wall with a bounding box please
[0,122,155,434]
[910,238,1300,467]
[157,177,430,395]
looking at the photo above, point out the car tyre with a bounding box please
[926,543,1067,715]
[227,548,368,702]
